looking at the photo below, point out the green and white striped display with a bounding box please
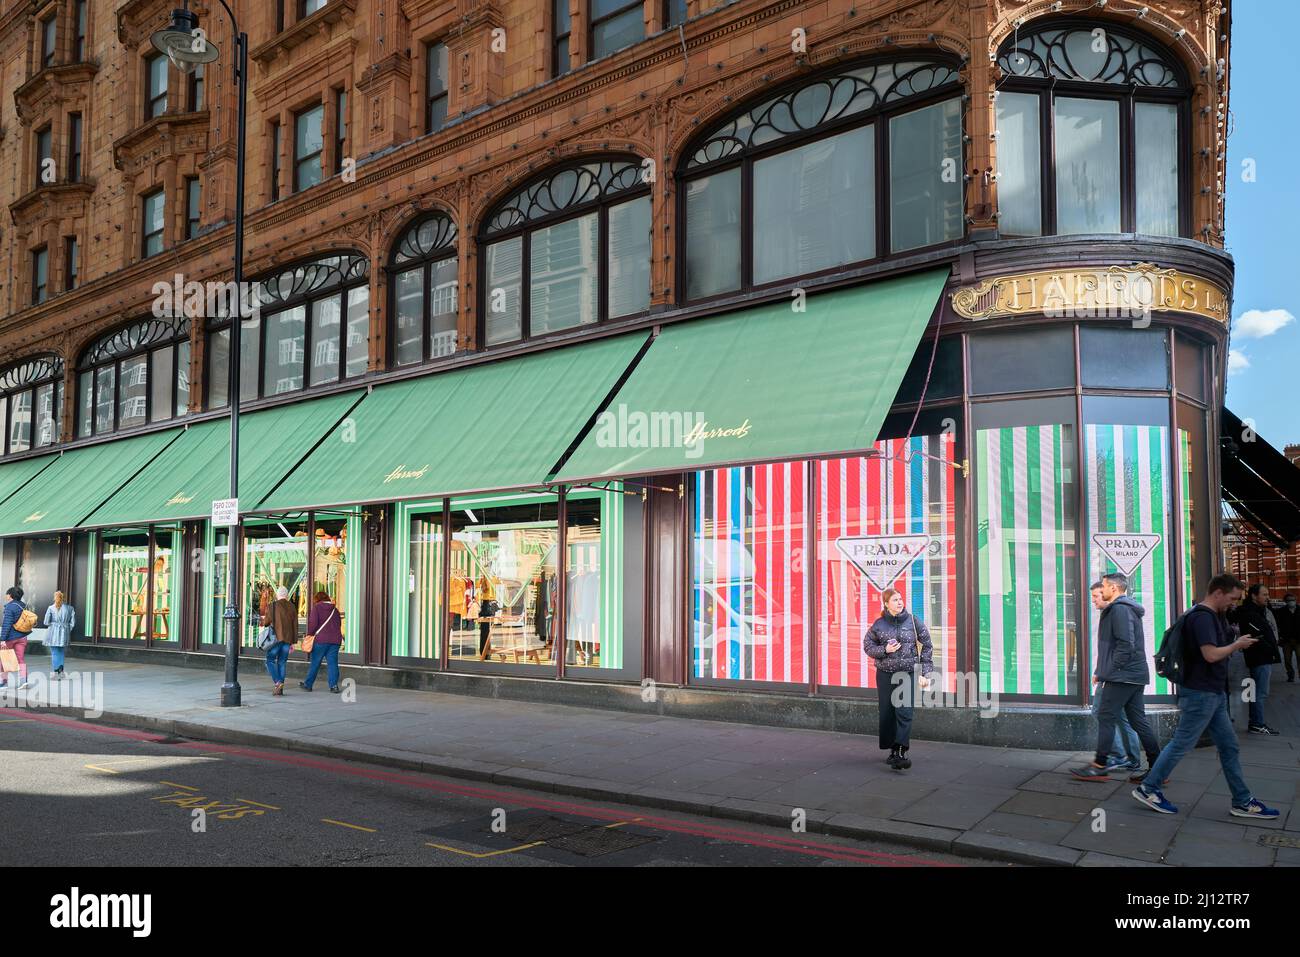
[1178,428,1195,614]
[977,424,1077,696]
[1084,424,1172,695]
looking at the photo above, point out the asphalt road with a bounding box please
[0,711,996,867]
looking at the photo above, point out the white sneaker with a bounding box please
[16,681,32,691]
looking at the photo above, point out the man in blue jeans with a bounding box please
[1132,574,1280,819]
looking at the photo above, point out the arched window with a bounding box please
[207,253,370,406]
[679,58,964,301]
[995,21,1189,237]
[388,212,459,366]
[0,356,63,455]
[77,318,190,438]
[478,158,651,347]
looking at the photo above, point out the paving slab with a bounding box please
[970,811,1077,844]
[997,790,1101,823]
[1059,808,1181,864]
[893,785,1019,830]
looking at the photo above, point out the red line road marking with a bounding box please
[12,710,961,867]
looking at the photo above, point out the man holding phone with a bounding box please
[1132,574,1280,819]
[1231,583,1282,734]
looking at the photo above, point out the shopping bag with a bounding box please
[0,647,18,672]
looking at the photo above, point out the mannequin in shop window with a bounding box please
[476,574,497,660]
[567,556,599,666]
[533,571,556,654]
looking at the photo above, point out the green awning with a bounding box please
[257,333,650,512]
[83,390,363,528]
[0,454,58,505]
[555,268,949,480]
[0,430,182,536]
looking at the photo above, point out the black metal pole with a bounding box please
[220,26,249,707]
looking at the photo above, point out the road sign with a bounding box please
[212,498,239,527]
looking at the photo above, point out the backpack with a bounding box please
[1154,606,1207,685]
[13,607,37,634]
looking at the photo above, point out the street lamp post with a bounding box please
[152,4,248,707]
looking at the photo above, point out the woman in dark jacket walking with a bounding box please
[300,591,344,693]
[863,588,934,770]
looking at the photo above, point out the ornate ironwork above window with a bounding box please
[256,253,371,311]
[0,356,63,392]
[685,60,960,169]
[79,317,189,368]
[482,160,645,236]
[997,24,1183,88]
[392,213,458,265]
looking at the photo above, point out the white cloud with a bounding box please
[1228,349,1251,375]
[1232,308,1295,339]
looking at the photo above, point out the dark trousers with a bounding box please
[1095,681,1160,766]
[876,670,916,750]
[479,620,492,656]
[1282,641,1299,680]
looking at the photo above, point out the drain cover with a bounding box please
[495,815,592,844]
[547,826,660,858]
[1256,832,1300,849]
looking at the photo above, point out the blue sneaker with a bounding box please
[1229,799,1280,820]
[1131,784,1179,814]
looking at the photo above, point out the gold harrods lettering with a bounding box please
[684,418,753,446]
[950,264,1228,324]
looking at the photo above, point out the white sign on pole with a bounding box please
[834,534,932,590]
[212,498,240,527]
[1092,532,1161,575]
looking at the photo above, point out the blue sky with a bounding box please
[1223,0,1299,447]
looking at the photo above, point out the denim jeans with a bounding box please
[1146,689,1252,807]
[304,642,340,690]
[1091,687,1142,764]
[264,641,291,685]
[876,670,916,749]
[1248,664,1272,727]
[50,645,65,671]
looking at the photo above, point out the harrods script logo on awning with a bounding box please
[834,534,932,590]
[1092,532,1162,575]
[383,464,431,484]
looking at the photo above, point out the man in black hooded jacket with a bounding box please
[1072,572,1162,780]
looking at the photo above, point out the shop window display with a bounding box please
[98,526,180,643]
[1082,404,1175,695]
[396,504,444,660]
[449,496,560,666]
[242,518,309,648]
[816,433,958,690]
[692,463,808,683]
[563,486,643,675]
[975,417,1080,697]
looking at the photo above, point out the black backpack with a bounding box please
[1154,607,1206,685]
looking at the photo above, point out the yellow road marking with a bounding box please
[238,799,280,810]
[159,781,198,791]
[424,840,544,859]
[84,758,157,774]
[321,818,376,832]
[0,718,28,723]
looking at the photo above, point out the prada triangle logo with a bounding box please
[834,534,931,591]
[1092,532,1162,575]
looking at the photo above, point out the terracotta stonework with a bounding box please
[0,0,1229,441]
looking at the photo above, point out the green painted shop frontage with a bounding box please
[2,261,1271,749]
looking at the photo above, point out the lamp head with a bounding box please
[151,7,219,74]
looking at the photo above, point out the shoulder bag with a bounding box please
[300,607,338,654]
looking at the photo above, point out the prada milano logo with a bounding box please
[1092,533,1162,575]
[835,534,932,590]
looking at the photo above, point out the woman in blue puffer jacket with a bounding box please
[864,588,934,771]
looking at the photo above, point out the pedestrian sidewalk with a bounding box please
[7,659,1299,866]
